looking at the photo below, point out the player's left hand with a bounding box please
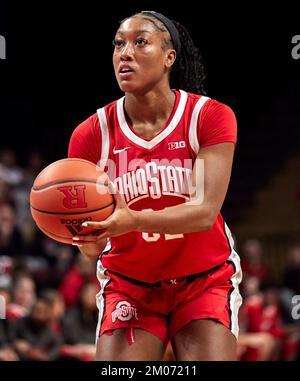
[72,190,138,244]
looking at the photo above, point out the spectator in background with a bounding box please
[0,285,19,360]
[0,202,25,257]
[14,151,44,241]
[39,238,74,285]
[23,151,44,187]
[13,297,62,361]
[60,283,98,361]
[282,244,300,296]
[41,289,66,336]
[241,239,270,282]
[0,178,12,205]
[241,275,260,299]
[0,285,11,307]
[59,253,98,308]
[0,148,23,188]
[0,255,13,290]
[6,273,36,321]
[0,319,19,361]
[238,282,282,360]
[238,281,300,361]
[279,244,300,358]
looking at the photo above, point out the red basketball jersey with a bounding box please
[69,90,238,282]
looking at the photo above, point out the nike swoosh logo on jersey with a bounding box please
[113,147,131,154]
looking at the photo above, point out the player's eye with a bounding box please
[135,38,148,46]
[112,39,125,48]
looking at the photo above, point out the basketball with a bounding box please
[30,158,115,244]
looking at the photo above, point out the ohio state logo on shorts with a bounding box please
[111,301,138,322]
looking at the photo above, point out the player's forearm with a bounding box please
[134,203,216,234]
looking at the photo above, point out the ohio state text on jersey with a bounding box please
[69,90,238,283]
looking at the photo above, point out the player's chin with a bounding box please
[118,80,140,93]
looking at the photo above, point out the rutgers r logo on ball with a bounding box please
[57,185,87,209]
[111,301,138,322]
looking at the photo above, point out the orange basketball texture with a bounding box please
[30,158,115,244]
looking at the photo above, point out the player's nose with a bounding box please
[120,42,134,61]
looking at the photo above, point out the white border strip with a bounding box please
[224,223,243,339]
[96,107,110,169]
[95,258,111,344]
[188,96,210,154]
[117,90,188,150]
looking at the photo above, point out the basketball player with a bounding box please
[69,11,242,361]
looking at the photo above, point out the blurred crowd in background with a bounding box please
[0,147,299,361]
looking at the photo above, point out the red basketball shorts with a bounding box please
[95,253,242,345]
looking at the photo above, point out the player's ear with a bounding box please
[165,49,176,69]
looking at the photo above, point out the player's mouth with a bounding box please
[119,65,134,79]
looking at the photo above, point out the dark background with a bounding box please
[1,1,300,226]
[1,2,300,363]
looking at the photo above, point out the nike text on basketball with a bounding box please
[291,35,300,59]
[0,35,6,59]
[111,301,138,322]
[57,185,87,208]
[0,295,6,319]
[291,295,300,319]
[168,141,186,150]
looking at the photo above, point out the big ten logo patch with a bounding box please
[168,141,186,150]
[112,301,138,322]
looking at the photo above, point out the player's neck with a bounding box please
[124,87,176,126]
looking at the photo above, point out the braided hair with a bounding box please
[170,20,206,95]
[120,12,207,95]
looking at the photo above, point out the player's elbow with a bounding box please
[198,219,214,232]
[196,208,218,232]
[200,222,213,232]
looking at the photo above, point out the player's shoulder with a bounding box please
[185,90,236,117]
[69,113,98,147]
[76,113,98,131]
[73,98,119,133]
[204,98,236,118]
